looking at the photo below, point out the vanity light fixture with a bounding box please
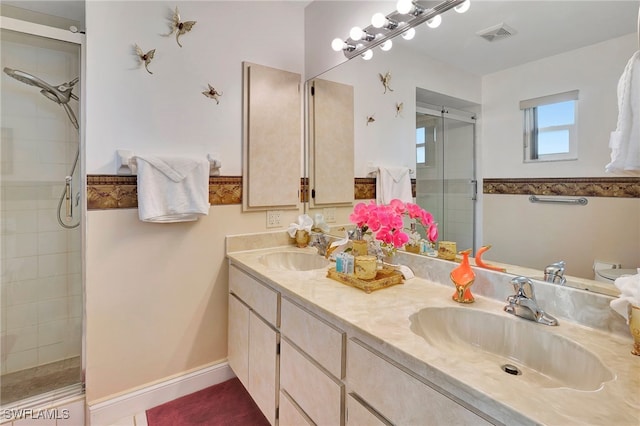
[426,15,442,28]
[361,49,374,60]
[380,39,393,51]
[332,0,469,60]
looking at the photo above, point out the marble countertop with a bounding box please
[226,242,640,426]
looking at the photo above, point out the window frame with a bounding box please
[521,90,579,163]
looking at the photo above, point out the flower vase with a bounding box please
[450,249,475,303]
[629,304,640,356]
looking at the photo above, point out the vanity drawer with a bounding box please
[281,297,345,379]
[280,339,344,426]
[347,338,491,426]
[279,389,313,426]
[229,265,279,326]
[346,393,390,426]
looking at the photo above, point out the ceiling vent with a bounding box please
[476,23,516,42]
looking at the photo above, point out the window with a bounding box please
[521,90,578,162]
[416,127,426,164]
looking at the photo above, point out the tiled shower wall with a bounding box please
[1,30,82,374]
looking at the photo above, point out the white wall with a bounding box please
[84,0,305,403]
[481,33,637,178]
[317,43,481,178]
[481,34,640,278]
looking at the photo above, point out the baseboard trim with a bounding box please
[87,362,234,426]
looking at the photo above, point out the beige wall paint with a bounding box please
[84,1,305,404]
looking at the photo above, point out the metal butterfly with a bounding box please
[202,84,223,104]
[367,115,376,125]
[167,6,196,48]
[395,102,404,117]
[134,44,155,74]
[379,72,393,94]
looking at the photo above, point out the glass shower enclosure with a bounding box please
[415,106,476,253]
[1,23,83,406]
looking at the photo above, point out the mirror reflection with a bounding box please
[305,0,640,295]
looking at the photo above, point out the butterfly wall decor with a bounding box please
[395,102,404,117]
[167,6,196,47]
[379,72,393,94]
[134,44,156,74]
[203,84,223,104]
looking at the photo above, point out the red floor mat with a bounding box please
[146,378,269,426]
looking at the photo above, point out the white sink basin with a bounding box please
[409,307,613,391]
[259,251,329,271]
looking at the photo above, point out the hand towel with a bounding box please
[376,167,413,204]
[606,50,640,173]
[135,155,210,223]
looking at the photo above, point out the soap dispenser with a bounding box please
[450,249,475,303]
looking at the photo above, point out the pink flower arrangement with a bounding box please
[349,199,438,250]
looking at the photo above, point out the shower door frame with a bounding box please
[0,15,86,401]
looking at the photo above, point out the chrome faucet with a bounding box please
[504,276,558,326]
[309,232,331,256]
[544,261,567,285]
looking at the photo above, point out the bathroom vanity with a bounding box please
[226,233,639,426]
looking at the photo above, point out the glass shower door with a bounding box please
[1,27,83,405]
[415,107,476,253]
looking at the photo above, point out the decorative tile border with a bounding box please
[87,175,243,210]
[88,175,639,210]
[483,177,640,198]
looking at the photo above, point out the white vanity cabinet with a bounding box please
[347,338,492,426]
[228,265,280,425]
[279,297,346,425]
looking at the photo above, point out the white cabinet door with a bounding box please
[228,294,249,388]
[248,312,279,426]
[280,339,343,426]
[348,338,492,426]
[346,394,390,426]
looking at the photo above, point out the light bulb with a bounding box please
[380,39,393,51]
[455,0,470,13]
[350,26,364,41]
[331,38,345,52]
[396,0,414,14]
[426,15,441,28]
[401,27,416,40]
[371,13,386,28]
[361,49,373,60]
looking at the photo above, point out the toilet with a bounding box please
[593,261,638,284]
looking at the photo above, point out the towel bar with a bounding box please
[116,150,221,176]
[528,195,588,206]
[366,166,415,177]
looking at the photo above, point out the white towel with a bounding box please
[609,268,640,323]
[135,155,210,223]
[376,167,412,204]
[606,50,640,173]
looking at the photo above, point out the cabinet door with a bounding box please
[243,62,301,210]
[249,312,279,426]
[309,78,354,207]
[348,338,492,425]
[228,294,249,388]
[280,339,343,426]
[346,394,390,426]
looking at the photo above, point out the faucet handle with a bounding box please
[510,276,535,300]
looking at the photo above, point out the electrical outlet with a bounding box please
[324,207,336,223]
[266,210,282,228]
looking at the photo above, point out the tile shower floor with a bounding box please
[0,357,81,405]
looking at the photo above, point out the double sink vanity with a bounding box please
[226,231,639,426]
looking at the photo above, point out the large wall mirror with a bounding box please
[304,0,640,295]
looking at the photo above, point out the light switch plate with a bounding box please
[324,207,336,223]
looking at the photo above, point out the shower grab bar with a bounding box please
[528,195,588,206]
[116,150,222,176]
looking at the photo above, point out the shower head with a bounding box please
[3,67,79,130]
[3,67,78,105]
